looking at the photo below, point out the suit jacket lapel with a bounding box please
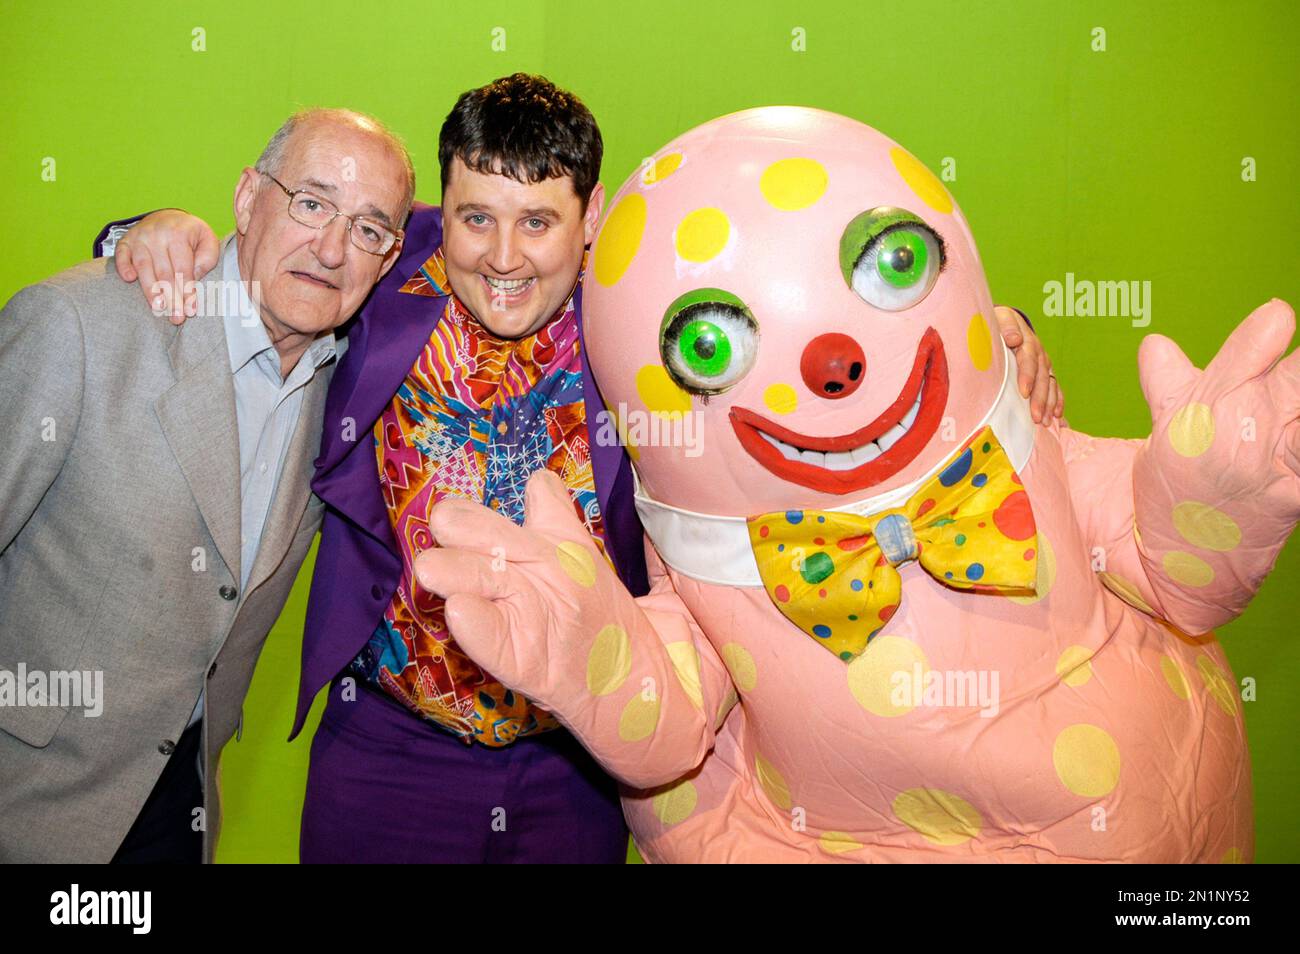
[312,281,443,545]
[154,238,243,582]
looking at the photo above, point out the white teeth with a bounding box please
[900,393,921,429]
[850,442,882,465]
[759,431,801,462]
[484,276,535,292]
[823,449,860,471]
[876,422,908,452]
[758,377,926,470]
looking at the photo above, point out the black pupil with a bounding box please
[693,335,717,360]
[887,246,914,273]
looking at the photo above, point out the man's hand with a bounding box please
[113,210,220,324]
[995,304,1064,423]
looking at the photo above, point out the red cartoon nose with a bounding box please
[800,333,866,399]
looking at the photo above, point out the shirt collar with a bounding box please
[221,239,337,378]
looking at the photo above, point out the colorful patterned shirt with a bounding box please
[349,248,605,746]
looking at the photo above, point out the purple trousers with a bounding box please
[299,680,629,863]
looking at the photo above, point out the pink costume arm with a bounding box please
[1055,299,1300,634]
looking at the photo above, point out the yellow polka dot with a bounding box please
[1167,402,1215,457]
[586,624,632,696]
[1009,532,1056,605]
[674,207,730,263]
[556,541,596,587]
[1053,724,1121,797]
[1056,645,1094,687]
[754,752,792,810]
[1160,655,1191,700]
[1172,501,1241,552]
[889,147,953,215]
[721,643,757,692]
[1197,655,1238,717]
[759,157,828,211]
[641,152,683,185]
[893,788,983,845]
[651,778,697,826]
[818,831,863,855]
[665,641,703,710]
[1221,846,1243,864]
[636,364,692,419]
[619,693,661,742]
[967,312,993,372]
[1162,551,1215,587]
[593,193,646,287]
[846,635,929,717]
[1097,571,1156,615]
[762,382,798,415]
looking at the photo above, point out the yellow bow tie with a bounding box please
[747,425,1038,662]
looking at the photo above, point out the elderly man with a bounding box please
[106,74,1063,863]
[0,107,412,863]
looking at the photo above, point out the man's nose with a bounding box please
[485,226,524,274]
[800,333,866,399]
[311,215,350,269]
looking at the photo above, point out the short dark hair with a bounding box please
[438,73,603,209]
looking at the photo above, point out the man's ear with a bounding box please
[233,167,260,236]
[582,181,606,245]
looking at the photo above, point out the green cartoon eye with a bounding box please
[659,288,759,395]
[839,207,945,311]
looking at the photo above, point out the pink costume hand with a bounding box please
[414,470,735,789]
[1129,298,1300,629]
[1058,298,1300,634]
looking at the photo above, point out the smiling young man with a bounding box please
[108,73,1063,863]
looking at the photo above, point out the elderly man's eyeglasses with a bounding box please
[262,173,402,255]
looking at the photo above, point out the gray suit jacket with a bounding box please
[0,240,331,862]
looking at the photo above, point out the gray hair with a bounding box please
[254,107,416,224]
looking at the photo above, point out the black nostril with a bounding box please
[801,333,866,401]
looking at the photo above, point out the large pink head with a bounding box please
[585,107,1007,516]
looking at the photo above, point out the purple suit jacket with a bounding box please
[291,202,649,738]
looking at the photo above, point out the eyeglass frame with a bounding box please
[260,172,403,256]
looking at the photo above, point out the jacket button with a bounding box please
[158,739,176,756]
[371,584,383,600]
[219,585,237,601]
[208,662,218,679]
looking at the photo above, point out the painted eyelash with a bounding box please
[854,220,948,274]
[662,302,755,345]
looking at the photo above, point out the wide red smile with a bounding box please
[729,327,949,494]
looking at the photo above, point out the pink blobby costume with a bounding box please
[416,108,1300,862]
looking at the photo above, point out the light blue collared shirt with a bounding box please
[186,240,338,728]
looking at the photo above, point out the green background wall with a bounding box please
[2,0,1296,862]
